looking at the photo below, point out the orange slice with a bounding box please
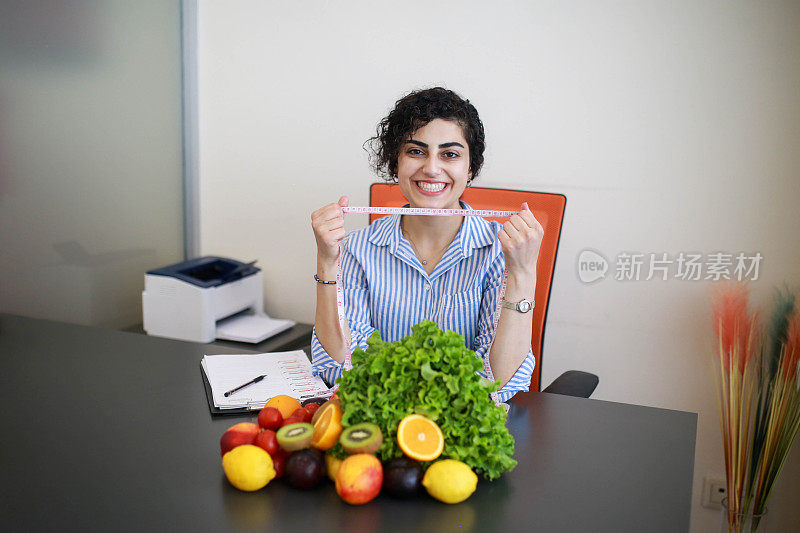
[397,414,444,462]
[311,403,343,451]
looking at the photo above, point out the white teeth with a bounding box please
[417,181,446,192]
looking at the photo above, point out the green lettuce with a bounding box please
[334,320,517,480]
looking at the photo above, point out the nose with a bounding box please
[422,155,441,178]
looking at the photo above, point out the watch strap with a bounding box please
[500,298,535,313]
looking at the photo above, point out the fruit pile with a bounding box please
[219,394,478,504]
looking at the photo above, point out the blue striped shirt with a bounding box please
[311,203,536,403]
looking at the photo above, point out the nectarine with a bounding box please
[335,453,383,505]
[220,422,260,457]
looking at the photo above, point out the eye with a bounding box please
[442,151,460,159]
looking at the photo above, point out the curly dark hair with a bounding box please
[365,87,485,182]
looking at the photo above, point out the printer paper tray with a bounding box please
[215,313,295,344]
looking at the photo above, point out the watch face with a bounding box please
[519,301,531,313]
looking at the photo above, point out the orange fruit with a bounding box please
[311,402,343,450]
[396,414,444,462]
[264,395,302,419]
[311,398,342,425]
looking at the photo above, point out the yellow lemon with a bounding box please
[325,452,343,482]
[422,459,478,504]
[222,444,275,491]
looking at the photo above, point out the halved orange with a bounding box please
[311,397,342,425]
[397,414,444,462]
[311,402,343,451]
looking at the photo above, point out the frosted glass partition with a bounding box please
[0,1,185,328]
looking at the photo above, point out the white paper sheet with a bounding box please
[201,350,331,410]
[215,313,295,343]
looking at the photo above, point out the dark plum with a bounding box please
[285,449,325,490]
[383,457,423,498]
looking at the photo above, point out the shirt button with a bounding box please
[425,283,431,290]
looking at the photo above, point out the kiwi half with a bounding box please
[339,422,383,454]
[276,422,314,452]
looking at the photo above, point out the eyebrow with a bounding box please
[406,139,465,149]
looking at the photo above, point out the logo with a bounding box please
[577,249,609,283]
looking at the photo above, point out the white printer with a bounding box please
[142,256,294,343]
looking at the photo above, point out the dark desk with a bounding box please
[0,314,697,532]
[123,321,314,353]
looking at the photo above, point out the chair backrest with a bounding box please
[369,183,566,393]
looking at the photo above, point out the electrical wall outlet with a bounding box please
[702,477,727,509]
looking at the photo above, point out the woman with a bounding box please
[310,87,542,402]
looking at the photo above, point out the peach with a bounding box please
[220,422,261,457]
[335,453,383,505]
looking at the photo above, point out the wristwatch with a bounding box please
[500,298,534,313]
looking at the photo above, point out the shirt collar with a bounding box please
[367,201,496,258]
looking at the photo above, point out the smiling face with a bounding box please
[396,118,472,210]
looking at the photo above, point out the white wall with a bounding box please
[197,2,800,530]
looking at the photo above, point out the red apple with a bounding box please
[258,406,283,431]
[219,422,260,457]
[254,429,280,457]
[271,453,286,478]
[290,407,312,424]
[281,416,304,428]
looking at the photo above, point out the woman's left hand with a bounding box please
[498,202,543,280]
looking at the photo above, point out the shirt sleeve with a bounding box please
[311,238,376,385]
[471,246,537,403]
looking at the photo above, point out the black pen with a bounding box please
[224,375,266,397]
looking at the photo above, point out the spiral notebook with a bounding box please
[200,350,332,414]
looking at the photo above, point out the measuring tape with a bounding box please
[332,206,519,406]
[342,206,518,218]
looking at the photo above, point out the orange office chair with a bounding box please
[369,183,598,401]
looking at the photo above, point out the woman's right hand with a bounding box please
[311,196,349,266]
